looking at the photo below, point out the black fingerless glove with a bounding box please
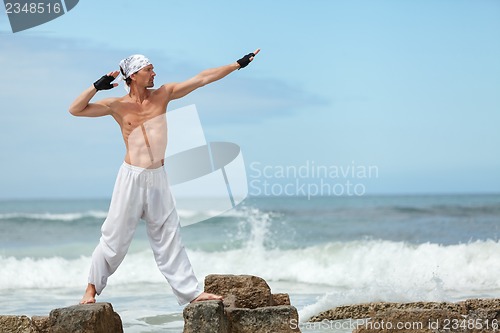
[236,52,255,69]
[93,75,116,91]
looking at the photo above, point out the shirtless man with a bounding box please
[69,49,259,305]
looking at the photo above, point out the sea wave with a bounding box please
[0,208,237,223]
[0,211,108,222]
[2,205,500,295]
[389,203,500,217]
[2,239,499,296]
[2,201,500,321]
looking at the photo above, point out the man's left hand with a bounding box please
[237,49,260,69]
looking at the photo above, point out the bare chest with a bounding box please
[114,101,166,135]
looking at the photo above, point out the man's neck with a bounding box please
[128,85,150,103]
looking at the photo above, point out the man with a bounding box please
[69,49,260,305]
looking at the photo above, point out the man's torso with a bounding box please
[110,88,169,169]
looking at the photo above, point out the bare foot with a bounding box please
[190,292,223,303]
[80,283,97,304]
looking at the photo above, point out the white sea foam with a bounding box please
[176,208,244,221]
[2,240,500,300]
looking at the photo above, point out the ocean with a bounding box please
[1,194,500,332]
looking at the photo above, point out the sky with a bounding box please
[0,0,499,199]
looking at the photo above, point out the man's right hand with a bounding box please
[93,71,119,91]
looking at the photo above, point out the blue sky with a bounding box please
[0,0,499,199]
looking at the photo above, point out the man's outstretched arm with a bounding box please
[165,49,260,101]
[69,71,119,117]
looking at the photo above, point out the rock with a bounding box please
[353,309,464,333]
[272,293,291,306]
[204,274,273,309]
[226,305,300,333]
[184,274,300,333]
[460,298,500,312]
[310,301,464,321]
[49,302,123,333]
[0,303,123,333]
[308,299,500,333]
[31,316,50,333]
[0,315,31,333]
[183,300,228,333]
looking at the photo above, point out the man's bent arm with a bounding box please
[69,86,112,117]
[69,70,119,117]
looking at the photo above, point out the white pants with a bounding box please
[88,162,202,305]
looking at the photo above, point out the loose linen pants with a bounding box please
[88,162,202,305]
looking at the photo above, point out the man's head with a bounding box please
[119,54,155,88]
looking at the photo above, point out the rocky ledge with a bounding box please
[183,274,301,333]
[1,275,299,333]
[4,281,500,333]
[310,298,500,333]
[0,302,123,333]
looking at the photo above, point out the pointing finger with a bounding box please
[250,49,260,61]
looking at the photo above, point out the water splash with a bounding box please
[231,206,279,254]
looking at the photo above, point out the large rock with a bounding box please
[49,302,123,333]
[204,274,273,309]
[184,274,300,333]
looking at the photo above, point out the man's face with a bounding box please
[133,64,156,88]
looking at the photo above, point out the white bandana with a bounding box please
[119,54,152,79]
